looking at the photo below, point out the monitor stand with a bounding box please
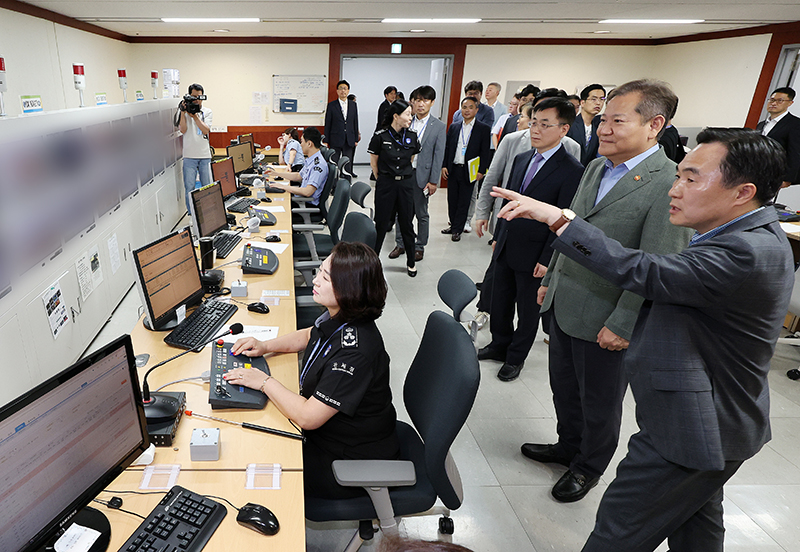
[143,314,179,332]
[40,506,111,552]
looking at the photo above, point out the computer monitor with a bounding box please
[132,229,204,331]
[0,334,149,552]
[190,182,228,239]
[238,133,256,158]
[227,142,253,174]
[211,156,237,198]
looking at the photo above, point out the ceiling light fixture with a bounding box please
[161,18,261,23]
[382,18,481,24]
[594,30,611,34]
[213,29,230,33]
[599,19,704,24]
[410,29,426,33]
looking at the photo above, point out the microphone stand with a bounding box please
[142,324,244,424]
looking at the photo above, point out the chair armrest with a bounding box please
[296,295,318,307]
[332,459,416,487]
[292,207,320,214]
[292,224,325,232]
[292,196,315,203]
[294,260,322,270]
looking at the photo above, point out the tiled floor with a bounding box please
[91,165,800,551]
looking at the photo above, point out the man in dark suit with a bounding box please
[479,98,583,381]
[566,83,605,167]
[756,86,800,187]
[522,80,693,503]
[441,97,491,241]
[376,85,396,131]
[493,127,792,552]
[451,80,495,128]
[323,79,360,177]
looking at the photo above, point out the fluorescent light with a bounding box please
[161,18,260,23]
[599,19,704,24]
[594,30,611,34]
[382,18,481,24]
[410,29,426,33]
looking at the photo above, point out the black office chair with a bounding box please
[340,212,377,250]
[292,160,338,225]
[320,145,335,162]
[337,155,352,182]
[350,181,373,220]
[305,310,480,551]
[437,269,479,342]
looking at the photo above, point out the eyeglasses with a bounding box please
[768,98,792,104]
[586,97,606,102]
[528,121,564,130]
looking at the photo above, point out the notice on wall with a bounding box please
[108,233,121,275]
[42,280,69,340]
[252,91,270,105]
[89,245,104,288]
[76,252,94,302]
[249,105,264,124]
[20,95,43,113]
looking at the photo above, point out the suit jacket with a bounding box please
[551,208,793,470]
[757,112,800,184]
[566,113,601,167]
[452,102,495,128]
[376,99,391,131]
[324,98,359,148]
[413,116,447,189]
[443,120,492,176]
[541,148,693,342]
[493,147,583,273]
[498,114,520,146]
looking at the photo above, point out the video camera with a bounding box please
[179,94,207,114]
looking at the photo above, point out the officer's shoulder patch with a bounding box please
[314,156,320,165]
[341,326,358,348]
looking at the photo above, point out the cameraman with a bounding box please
[178,83,213,212]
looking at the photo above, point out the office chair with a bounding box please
[320,145,335,162]
[337,155,352,182]
[777,267,800,380]
[437,269,479,342]
[305,310,480,552]
[292,160,338,223]
[350,181,373,220]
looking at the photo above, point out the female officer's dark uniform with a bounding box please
[367,127,421,270]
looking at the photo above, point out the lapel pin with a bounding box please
[634,175,642,181]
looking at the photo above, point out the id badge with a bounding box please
[461,145,467,156]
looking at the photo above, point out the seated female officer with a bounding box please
[225,241,400,499]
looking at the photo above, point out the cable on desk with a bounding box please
[154,372,209,392]
[201,495,240,512]
[99,489,241,513]
[92,498,147,520]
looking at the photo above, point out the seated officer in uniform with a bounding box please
[225,242,400,499]
[264,126,328,206]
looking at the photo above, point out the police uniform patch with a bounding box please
[313,166,323,173]
[341,326,358,348]
[314,157,320,165]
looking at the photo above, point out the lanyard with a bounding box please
[413,117,429,140]
[460,123,472,149]
[388,127,410,149]
[300,323,348,389]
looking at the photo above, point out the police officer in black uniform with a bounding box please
[368,99,421,277]
[225,242,399,499]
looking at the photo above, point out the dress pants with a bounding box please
[394,181,429,251]
[447,165,474,233]
[548,312,627,479]
[374,175,416,268]
[476,257,496,312]
[332,144,355,175]
[582,428,742,552]
[488,248,542,365]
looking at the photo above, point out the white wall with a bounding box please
[129,43,330,130]
[463,35,773,130]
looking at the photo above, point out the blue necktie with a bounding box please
[519,153,544,194]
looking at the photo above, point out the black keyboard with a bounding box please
[226,197,260,212]
[164,300,238,350]
[117,485,226,552]
[213,232,242,259]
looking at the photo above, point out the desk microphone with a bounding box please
[142,323,244,424]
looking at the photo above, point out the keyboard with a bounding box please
[213,232,242,259]
[164,300,238,350]
[117,485,226,552]
[225,197,260,213]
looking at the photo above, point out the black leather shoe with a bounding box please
[497,362,523,381]
[788,368,800,380]
[415,250,424,262]
[477,346,506,362]
[441,227,454,234]
[520,443,572,467]
[552,470,599,503]
[451,232,461,242]
[388,246,404,259]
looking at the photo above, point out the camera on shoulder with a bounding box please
[180,94,206,114]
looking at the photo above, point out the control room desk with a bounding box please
[103,471,305,551]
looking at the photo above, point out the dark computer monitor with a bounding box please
[133,229,205,331]
[190,182,228,239]
[238,133,256,158]
[211,156,237,198]
[0,334,149,552]
[227,142,253,174]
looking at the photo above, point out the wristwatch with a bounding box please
[549,209,576,233]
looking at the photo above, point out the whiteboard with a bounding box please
[272,74,327,113]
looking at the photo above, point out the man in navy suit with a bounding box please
[324,79,360,176]
[441,97,491,241]
[493,128,792,552]
[756,86,800,187]
[567,84,605,167]
[479,98,583,381]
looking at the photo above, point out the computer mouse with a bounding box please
[260,197,272,203]
[247,302,270,314]
[237,503,279,535]
[265,235,281,242]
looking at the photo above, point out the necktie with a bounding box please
[519,153,544,194]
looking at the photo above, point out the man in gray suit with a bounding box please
[493,127,792,552]
[388,85,447,262]
[521,80,693,503]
